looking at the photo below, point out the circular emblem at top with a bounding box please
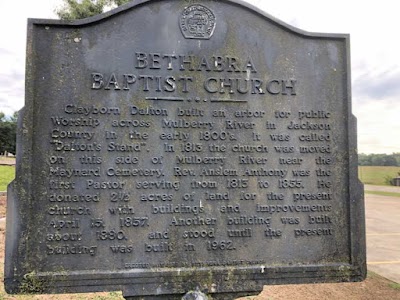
[180,4,216,39]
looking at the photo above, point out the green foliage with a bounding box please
[56,0,132,20]
[389,282,400,290]
[358,166,400,185]
[358,153,400,166]
[0,112,17,155]
[384,175,394,185]
[114,0,131,6]
[56,0,107,20]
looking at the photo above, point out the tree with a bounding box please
[358,153,398,166]
[56,0,131,20]
[383,155,398,166]
[393,153,400,166]
[370,154,385,166]
[0,112,18,155]
[358,153,371,166]
[114,0,131,5]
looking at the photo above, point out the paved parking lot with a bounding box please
[365,184,400,283]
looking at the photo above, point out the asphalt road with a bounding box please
[365,184,400,283]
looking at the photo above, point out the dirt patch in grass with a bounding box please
[0,195,6,218]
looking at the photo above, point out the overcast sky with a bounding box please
[0,0,399,154]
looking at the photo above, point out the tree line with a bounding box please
[358,153,400,166]
[0,112,17,155]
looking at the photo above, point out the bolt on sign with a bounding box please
[5,0,365,299]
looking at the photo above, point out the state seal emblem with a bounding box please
[180,4,216,39]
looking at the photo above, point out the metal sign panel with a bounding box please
[5,0,365,298]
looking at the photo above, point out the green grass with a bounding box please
[389,282,400,290]
[365,191,400,197]
[0,165,15,191]
[368,271,400,290]
[359,166,400,186]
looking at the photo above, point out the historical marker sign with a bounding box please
[5,0,366,299]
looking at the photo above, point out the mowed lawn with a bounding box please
[0,165,15,191]
[358,166,400,186]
